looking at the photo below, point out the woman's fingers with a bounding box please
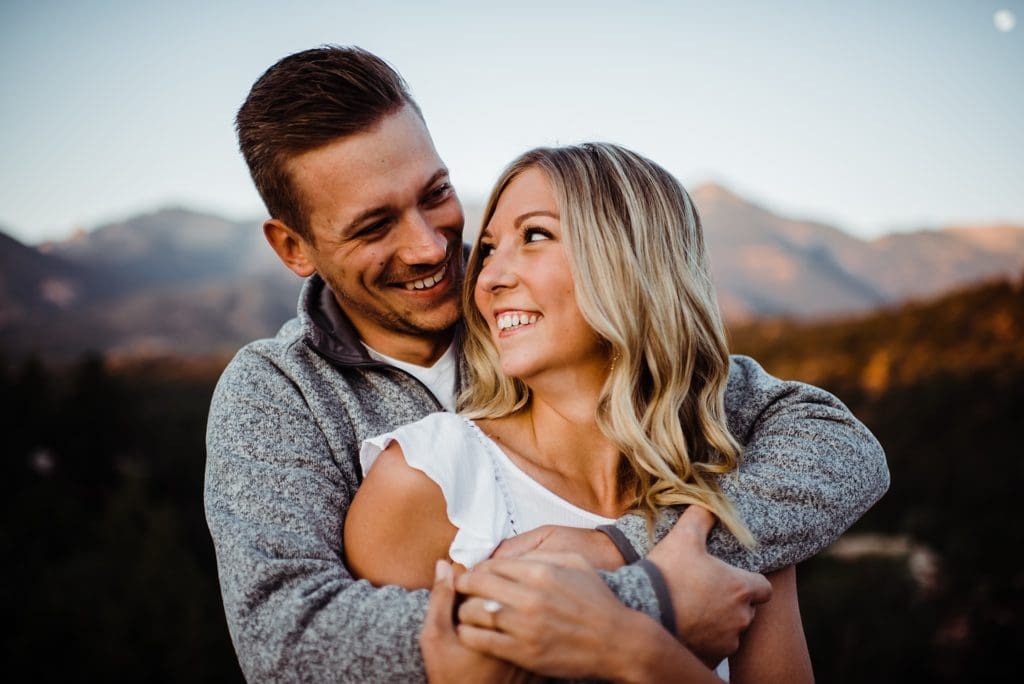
[467,556,572,586]
[456,623,527,661]
[422,560,456,645]
[459,595,516,632]
[456,557,587,636]
[454,562,537,606]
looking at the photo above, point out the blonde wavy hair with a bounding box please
[459,143,752,546]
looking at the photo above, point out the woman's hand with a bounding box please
[420,560,533,684]
[455,551,721,682]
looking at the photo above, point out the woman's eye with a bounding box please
[525,228,551,243]
[479,243,495,258]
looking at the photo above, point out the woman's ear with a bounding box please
[264,219,316,277]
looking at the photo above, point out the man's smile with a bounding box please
[400,262,447,291]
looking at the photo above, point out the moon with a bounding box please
[994,9,1016,32]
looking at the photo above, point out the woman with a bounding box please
[344,143,812,681]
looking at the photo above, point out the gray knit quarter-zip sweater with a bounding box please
[205,274,888,682]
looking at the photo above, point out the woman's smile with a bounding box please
[474,167,607,381]
[495,310,543,333]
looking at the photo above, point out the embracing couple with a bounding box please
[205,46,889,682]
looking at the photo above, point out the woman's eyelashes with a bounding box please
[524,227,553,243]
[478,226,554,261]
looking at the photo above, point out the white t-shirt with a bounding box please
[360,412,615,568]
[362,343,458,412]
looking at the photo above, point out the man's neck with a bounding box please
[360,327,454,367]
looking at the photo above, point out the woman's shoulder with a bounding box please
[356,412,514,569]
[360,412,479,476]
[368,410,472,443]
[344,438,458,588]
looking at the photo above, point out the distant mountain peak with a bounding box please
[692,181,745,204]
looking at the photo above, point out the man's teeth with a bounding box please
[497,313,540,330]
[403,264,446,290]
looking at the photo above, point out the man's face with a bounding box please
[285,105,465,354]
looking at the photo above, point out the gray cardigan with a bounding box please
[205,275,888,682]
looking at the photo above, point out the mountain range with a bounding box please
[2,186,1022,358]
[694,184,1024,320]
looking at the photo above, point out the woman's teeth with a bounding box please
[497,313,540,330]
[404,264,446,290]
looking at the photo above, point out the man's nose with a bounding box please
[397,210,448,265]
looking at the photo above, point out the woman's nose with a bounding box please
[477,246,518,292]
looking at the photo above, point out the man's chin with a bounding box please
[401,302,461,336]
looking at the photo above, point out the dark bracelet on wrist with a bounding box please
[634,558,677,637]
[595,524,642,565]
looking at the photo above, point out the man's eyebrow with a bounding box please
[421,168,450,193]
[339,168,450,237]
[513,210,559,228]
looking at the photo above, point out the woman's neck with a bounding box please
[491,366,629,517]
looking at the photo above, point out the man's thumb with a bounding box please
[677,504,715,542]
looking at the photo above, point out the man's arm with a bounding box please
[204,348,428,682]
[206,348,663,681]
[614,354,890,572]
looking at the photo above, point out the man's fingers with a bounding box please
[492,527,547,559]
[747,571,773,605]
[676,504,715,541]
[423,560,456,640]
[517,550,592,571]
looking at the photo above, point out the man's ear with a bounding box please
[264,219,316,278]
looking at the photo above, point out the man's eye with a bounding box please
[427,183,453,203]
[358,220,390,237]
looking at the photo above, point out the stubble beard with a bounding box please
[324,261,465,338]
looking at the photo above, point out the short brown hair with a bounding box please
[236,45,419,238]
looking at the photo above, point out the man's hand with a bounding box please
[421,560,531,684]
[491,525,626,571]
[648,506,772,664]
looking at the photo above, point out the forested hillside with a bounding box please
[732,274,1024,681]
[2,275,1021,681]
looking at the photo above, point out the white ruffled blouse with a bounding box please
[360,411,616,568]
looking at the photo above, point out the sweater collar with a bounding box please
[299,274,374,366]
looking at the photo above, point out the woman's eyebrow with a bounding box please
[513,210,558,228]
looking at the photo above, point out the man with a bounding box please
[206,45,888,681]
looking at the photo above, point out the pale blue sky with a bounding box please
[1,0,1021,243]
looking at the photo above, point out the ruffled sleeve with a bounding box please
[360,413,512,568]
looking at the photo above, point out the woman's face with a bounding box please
[473,167,607,384]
